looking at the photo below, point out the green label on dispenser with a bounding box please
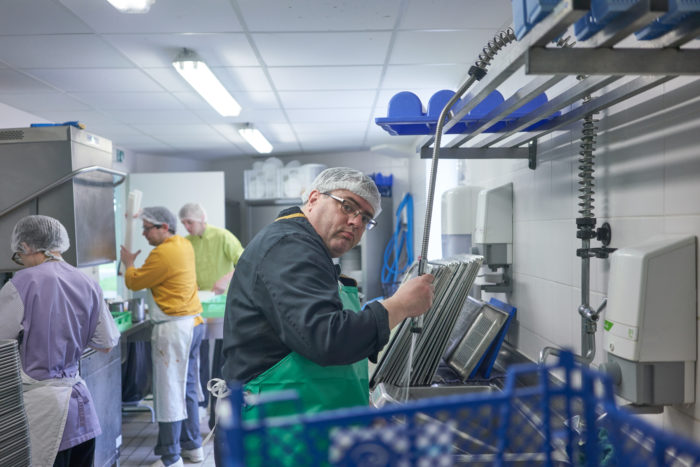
[603,320,613,331]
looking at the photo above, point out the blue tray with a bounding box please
[375,89,560,136]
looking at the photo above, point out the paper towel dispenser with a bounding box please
[0,126,125,272]
[601,234,697,405]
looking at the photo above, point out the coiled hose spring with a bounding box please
[555,35,599,218]
[578,111,598,218]
[473,28,519,72]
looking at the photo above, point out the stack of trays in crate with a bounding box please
[0,339,31,466]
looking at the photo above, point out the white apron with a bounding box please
[147,292,198,423]
[21,370,80,467]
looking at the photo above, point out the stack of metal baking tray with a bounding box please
[0,339,31,466]
[370,254,483,389]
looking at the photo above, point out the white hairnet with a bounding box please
[11,215,70,254]
[303,167,382,217]
[179,203,207,222]
[141,206,177,234]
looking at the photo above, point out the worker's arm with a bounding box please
[0,282,24,340]
[381,274,435,329]
[122,247,167,291]
[88,292,120,352]
[212,271,234,295]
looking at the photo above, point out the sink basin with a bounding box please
[370,382,499,408]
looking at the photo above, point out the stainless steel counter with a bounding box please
[80,346,121,467]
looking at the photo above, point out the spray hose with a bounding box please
[412,27,516,333]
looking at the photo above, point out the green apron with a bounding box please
[243,283,369,420]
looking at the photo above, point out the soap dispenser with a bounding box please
[601,234,697,406]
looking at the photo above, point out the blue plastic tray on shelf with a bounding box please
[218,350,700,466]
[375,89,560,136]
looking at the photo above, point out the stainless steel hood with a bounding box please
[0,125,126,272]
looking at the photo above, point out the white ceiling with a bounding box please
[0,0,513,160]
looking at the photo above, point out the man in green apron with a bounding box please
[214,168,434,462]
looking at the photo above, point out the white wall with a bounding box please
[461,77,700,440]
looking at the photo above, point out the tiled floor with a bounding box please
[119,405,216,467]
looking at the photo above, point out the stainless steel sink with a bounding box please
[370,382,500,408]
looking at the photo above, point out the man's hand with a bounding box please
[381,274,435,329]
[119,245,141,270]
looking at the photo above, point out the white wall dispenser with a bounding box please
[441,185,481,258]
[472,182,513,294]
[600,234,697,406]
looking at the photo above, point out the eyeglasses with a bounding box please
[11,252,23,266]
[322,192,377,231]
[142,224,162,232]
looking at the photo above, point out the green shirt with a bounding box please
[186,225,244,290]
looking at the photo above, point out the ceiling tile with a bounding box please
[268,66,383,91]
[102,33,259,68]
[0,35,132,68]
[286,108,372,123]
[108,109,204,125]
[239,0,402,31]
[0,92,90,112]
[381,64,468,91]
[402,0,513,29]
[38,109,124,128]
[70,92,186,110]
[253,32,391,66]
[0,69,59,93]
[390,30,501,65]
[59,0,243,34]
[27,68,165,93]
[0,0,93,35]
[278,90,377,109]
[213,67,273,93]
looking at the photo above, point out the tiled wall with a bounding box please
[463,77,700,440]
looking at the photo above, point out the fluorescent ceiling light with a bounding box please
[239,125,273,154]
[106,0,155,13]
[172,49,241,117]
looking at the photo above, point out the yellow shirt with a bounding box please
[125,235,203,325]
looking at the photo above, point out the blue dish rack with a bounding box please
[375,89,560,137]
[217,351,700,466]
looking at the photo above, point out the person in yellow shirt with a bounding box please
[120,206,204,467]
[178,202,245,427]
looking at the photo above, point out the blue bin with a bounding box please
[575,0,641,41]
[635,0,700,40]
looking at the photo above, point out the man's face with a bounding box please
[142,221,168,246]
[304,189,374,258]
[181,218,206,236]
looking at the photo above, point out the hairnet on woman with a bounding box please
[0,214,120,466]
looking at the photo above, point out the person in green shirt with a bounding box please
[178,202,244,295]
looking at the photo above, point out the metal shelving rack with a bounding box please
[416,0,700,169]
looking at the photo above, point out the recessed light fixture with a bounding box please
[239,124,273,154]
[172,49,241,117]
[106,0,155,14]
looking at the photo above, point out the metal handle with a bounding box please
[0,165,127,219]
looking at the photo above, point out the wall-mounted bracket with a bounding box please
[419,142,538,171]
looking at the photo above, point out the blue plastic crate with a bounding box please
[635,0,700,40]
[218,350,700,466]
[575,0,641,41]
